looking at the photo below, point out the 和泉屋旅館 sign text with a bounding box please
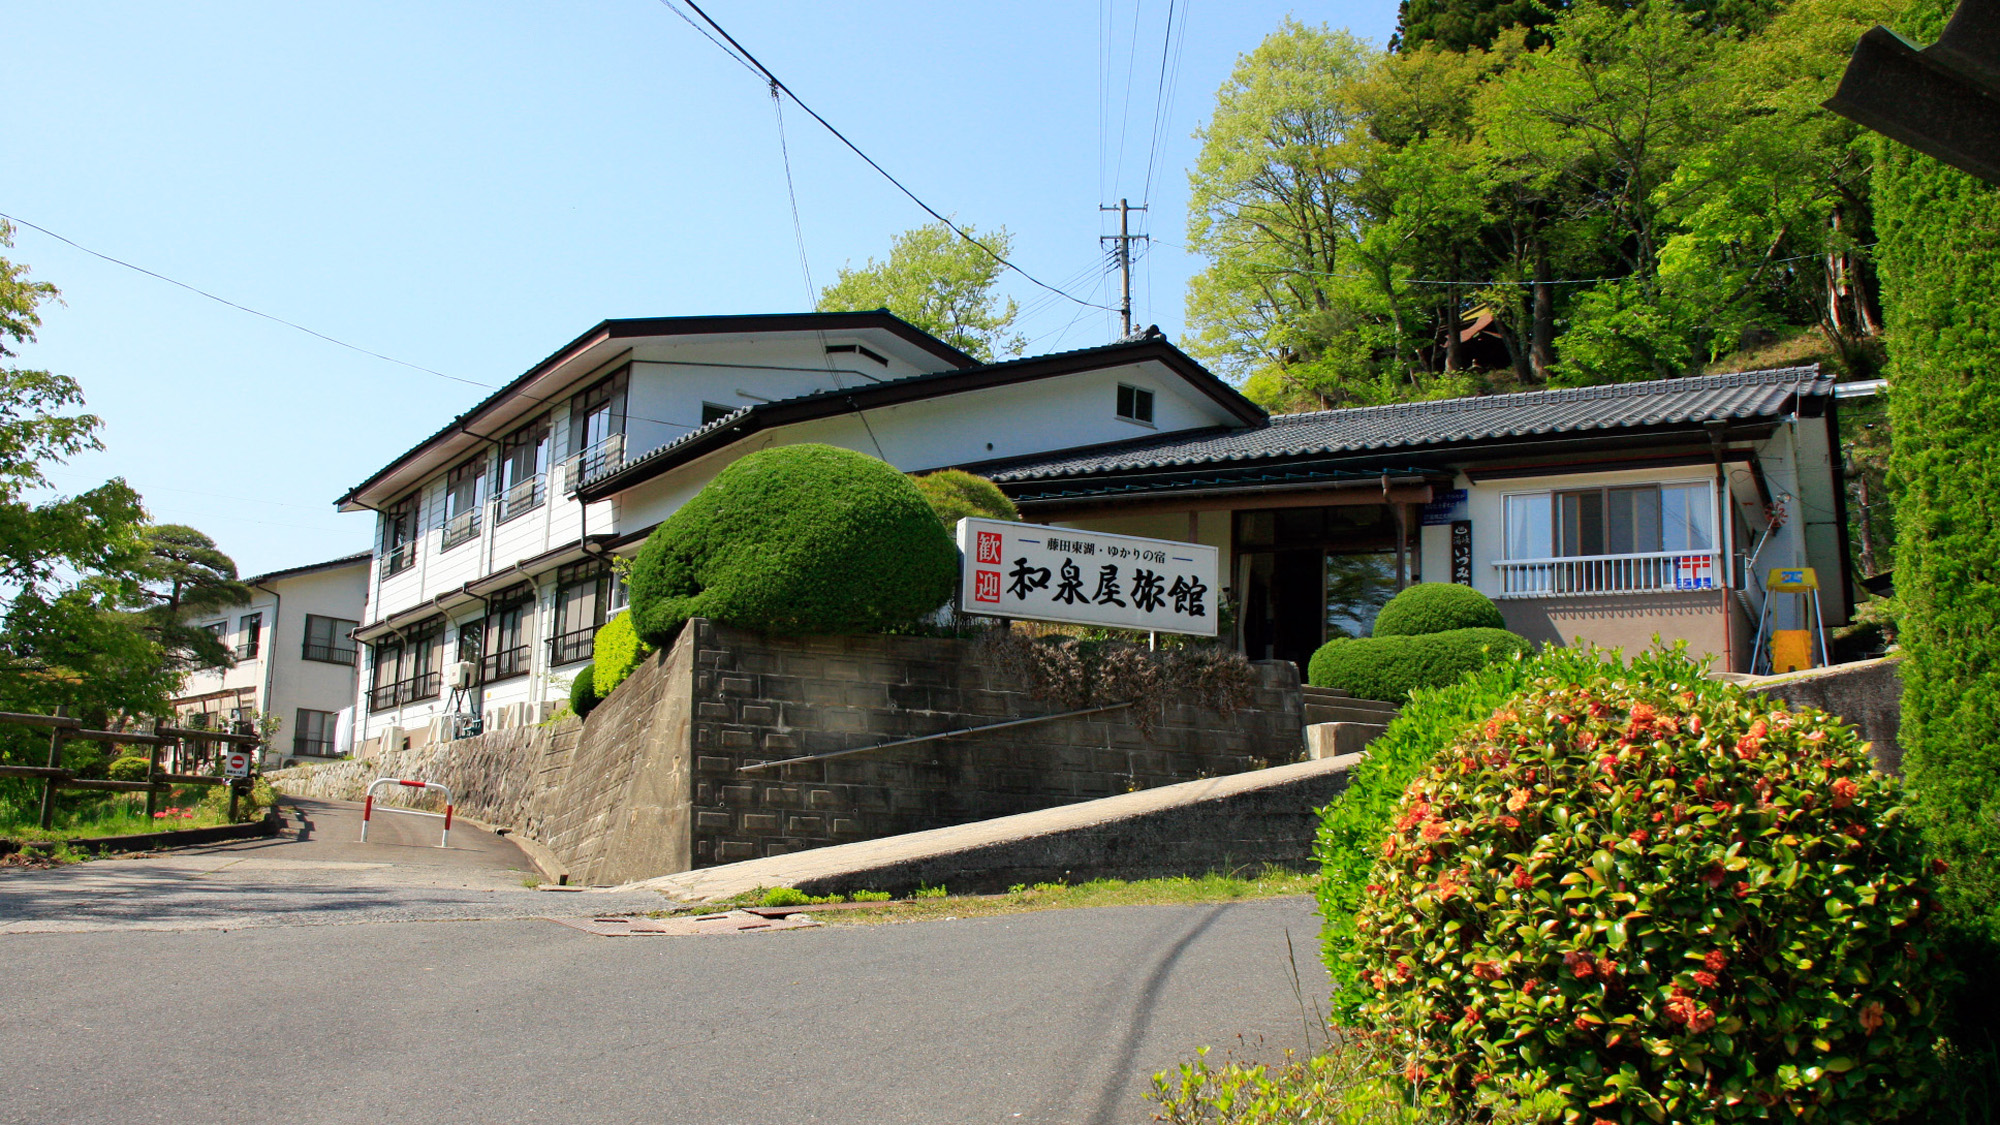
[953,518,1219,637]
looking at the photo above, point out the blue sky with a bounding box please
[4,2,1396,576]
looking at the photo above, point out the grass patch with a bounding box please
[656,866,1316,925]
[0,789,234,843]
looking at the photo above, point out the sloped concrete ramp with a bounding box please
[623,754,1358,901]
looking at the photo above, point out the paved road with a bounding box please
[0,798,666,934]
[0,798,1332,1123]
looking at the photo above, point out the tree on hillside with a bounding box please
[0,222,234,728]
[1393,0,1781,54]
[817,222,1025,362]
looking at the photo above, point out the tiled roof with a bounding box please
[987,366,1831,482]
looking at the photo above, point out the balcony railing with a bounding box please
[302,642,358,666]
[481,644,530,682]
[546,626,596,666]
[384,541,416,577]
[561,434,626,494]
[440,509,481,551]
[233,642,260,660]
[292,736,338,758]
[498,475,545,523]
[367,671,442,712]
[1494,550,1723,598]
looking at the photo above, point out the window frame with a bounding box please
[235,613,263,660]
[565,367,629,490]
[1501,478,1719,561]
[548,561,611,666]
[301,614,360,665]
[498,416,549,524]
[440,456,486,552]
[382,492,422,576]
[293,708,338,758]
[1115,383,1156,426]
[366,618,445,711]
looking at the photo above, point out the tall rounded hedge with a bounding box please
[1308,628,1529,701]
[569,663,600,718]
[910,469,1020,527]
[590,611,651,698]
[627,444,959,646]
[1371,582,1506,637]
[1349,660,1946,1122]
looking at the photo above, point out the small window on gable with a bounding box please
[1116,384,1155,425]
[700,402,734,426]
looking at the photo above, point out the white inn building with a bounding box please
[336,311,1854,756]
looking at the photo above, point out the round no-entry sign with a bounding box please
[223,751,252,778]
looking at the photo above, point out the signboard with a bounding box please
[955,518,1219,637]
[223,750,253,779]
[1450,520,1473,585]
[1421,489,1469,526]
[1767,567,1818,592]
[1675,555,1716,590]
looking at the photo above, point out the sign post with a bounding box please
[955,518,1220,638]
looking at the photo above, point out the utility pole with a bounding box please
[1099,198,1149,338]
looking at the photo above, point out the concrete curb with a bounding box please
[619,754,1359,902]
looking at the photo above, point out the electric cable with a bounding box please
[667,0,1118,314]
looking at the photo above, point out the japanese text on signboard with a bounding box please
[955,518,1220,637]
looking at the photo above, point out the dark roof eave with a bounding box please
[574,337,1264,501]
[243,550,373,587]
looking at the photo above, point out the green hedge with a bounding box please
[910,468,1019,527]
[1369,581,1504,636]
[590,612,651,698]
[1348,654,1946,1121]
[1305,627,1529,702]
[1316,644,1685,1019]
[106,755,151,782]
[1873,0,2000,1036]
[569,663,600,718]
[627,444,960,646]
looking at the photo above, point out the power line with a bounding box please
[768,82,818,307]
[667,1,1118,314]
[0,212,486,388]
[1139,0,1186,208]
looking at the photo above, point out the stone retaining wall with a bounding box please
[273,620,1304,885]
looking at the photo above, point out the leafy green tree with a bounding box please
[128,524,250,671]
[817,222,1024,362]
[1870,0,2000,1037]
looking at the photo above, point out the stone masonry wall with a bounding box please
[683,620,1303,867]
[274,620,1305,885]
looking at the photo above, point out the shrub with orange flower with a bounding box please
[1344,651,1948,1124]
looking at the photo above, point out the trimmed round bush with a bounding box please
[627,444,959,646]
[590,612,652,698]
[107,754,152,782]
[910,469,1020,527]
[1371,582,1505,637]
[1306,628,1529,701]
[569,663,600,718]
[1349,658,1947,1122]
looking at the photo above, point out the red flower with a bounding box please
[1693,970,1718,988]
[1630,829,1651,844]
[1712,800,1732,813]
[1701,865,1727,889]
[1694,777,1709,797]
[1860,1002,1885,1034]
[1521,979,1538,994]
[1564,950,1595,979]
[1421,821,1445,842]
[1598,755,1619,778]
[1366,884,1382,896]
[1831,777,1860,809]
[1665,994,1696,1025]
[1595,957,1617,980]
[1500,816,1520,830]
[1628,702,1658,732]
[1734,882,1753,898]
[1573,1015,1593,1031]
[1689,713,1703,735]
[1507,788,1531,813]
[1688,1007,1717,1033]
[1511,865,1531,889]
[1704,950,1728,972]
[1934,858,1951,875]
[1472,960,1503,981]
[1843,823,1867,838]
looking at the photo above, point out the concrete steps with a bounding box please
[1300,684,1400,761]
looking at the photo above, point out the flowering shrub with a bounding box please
[1349,658,1948,1122]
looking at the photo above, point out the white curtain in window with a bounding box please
[1506,493,1552,559]
[1661,483,1714,552]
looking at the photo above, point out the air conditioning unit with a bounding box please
[447,661,477,690]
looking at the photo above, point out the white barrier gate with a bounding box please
[359,777,454,848]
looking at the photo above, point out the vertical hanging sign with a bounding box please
[955,518,1220,637]
[1450,520,1473,585]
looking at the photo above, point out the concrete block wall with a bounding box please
[680,620,1303,867]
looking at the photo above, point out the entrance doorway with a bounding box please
[1237,504,1418,670]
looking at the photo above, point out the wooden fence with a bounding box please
[0,711,263,830]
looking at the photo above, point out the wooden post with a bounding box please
[228,780,241,823]
[1394,504,1411,589]
[144,738,165,819]
[36,706,67,831]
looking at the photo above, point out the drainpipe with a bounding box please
[1706,422,1736,672]
[252,581,282,762]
